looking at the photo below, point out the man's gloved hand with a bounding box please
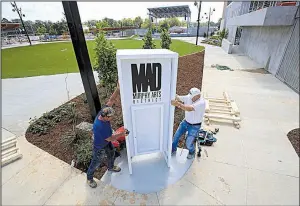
[124,129,130,136]
[171,100,179,106]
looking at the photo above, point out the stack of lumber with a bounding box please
[203,91,241,129]
[1,136,23,167]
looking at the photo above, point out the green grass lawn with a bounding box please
[2,39,204,79]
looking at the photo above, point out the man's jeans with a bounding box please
[87,143,115,180]
[172,120,201,155]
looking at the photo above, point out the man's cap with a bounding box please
[100,106,115,117]
[189,87,201,98]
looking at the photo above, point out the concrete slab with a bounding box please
[157,177,222,205]
[185,159,247,205]
[247,168,299,205]
[1,135,43,185]
[2,37,299,205]
[245,147,299,177]
[2,72,99,136]
[2,149,71,205]
[101,149,193,194]
[114,191,159,205]
[173,37,263,70]
[1,128,16,142]
[198,124,247,167]
[44,169,119,206]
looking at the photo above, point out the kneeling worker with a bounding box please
[87,83,129,188]
[171,87,206,159]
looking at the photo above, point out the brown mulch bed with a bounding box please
[287,128,299,157]
[25,51,205,179]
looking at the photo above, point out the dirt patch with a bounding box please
[287,128,299,157]
[242,68,269,74]
[25,51,205,179]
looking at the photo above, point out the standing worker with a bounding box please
[171,87,206,159]
[87,82,129,188]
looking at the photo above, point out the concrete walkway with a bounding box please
[2,37,299,205]
[2,72,98,138]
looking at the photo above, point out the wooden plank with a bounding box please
[207,99,229,103]
[2,140,17,151]
[205,97,229,101]
[209,104,231,111]
[2,136,17,145]
[231,101,240,115]
[223,91,231,102]
[1,153,23,167]
[209,110,232,115]
[205,99,210,112]
[2,147,19,158]
[205,113,241,121]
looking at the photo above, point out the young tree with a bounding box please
[142,28,156,49]
[49,25,57,35]
[103,17,114,27]
[160,29,172,49]
[134,16,143,28]
[94,32,118,95]
[96,20,109,29]
[180,20,187,27]
[37,26,46,35]
[219,28,228,39]
[168,17,181,27]
[121,18,134,26]
[159,19,170,31]
[141,18,151,29]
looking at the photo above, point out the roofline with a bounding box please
[147,5,190,10]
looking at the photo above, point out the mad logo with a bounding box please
[131,63,162,104]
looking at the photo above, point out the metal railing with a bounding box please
[248,1,277,13]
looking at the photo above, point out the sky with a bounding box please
[2,2,224,23]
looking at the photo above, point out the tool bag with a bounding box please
[197,129,217,146]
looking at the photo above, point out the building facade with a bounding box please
[221,1,299,93]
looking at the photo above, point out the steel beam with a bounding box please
[62,1,101,119]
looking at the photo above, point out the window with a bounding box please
[234,27,242,45]
[249,1,277,13]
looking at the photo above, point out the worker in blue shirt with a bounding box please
[87,82,128,188]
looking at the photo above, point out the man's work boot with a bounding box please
[87,179,97,188]
[108,165,121,172]
[187,153,195,159]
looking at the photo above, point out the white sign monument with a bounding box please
[117,49,178,174]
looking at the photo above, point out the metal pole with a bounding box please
[13,2,32,45]
[207,7,211,38]
[196,1,202,45]
[62,1,101,119]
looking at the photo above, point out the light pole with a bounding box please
[194,1,202,45]
[11,1,32,45]
[203,7,215,38]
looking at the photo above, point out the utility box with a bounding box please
[116,49,178,174]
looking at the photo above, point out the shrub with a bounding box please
[160,29,172,49]
[210,35,220,40]
[75,137,93,167]
[27,103,77,136]
[94,32,118,95]
[142,28,156,49]
[28,117,54,135]
[219,29,229,40]
[60,128,93,166]
[203,32,207,38]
